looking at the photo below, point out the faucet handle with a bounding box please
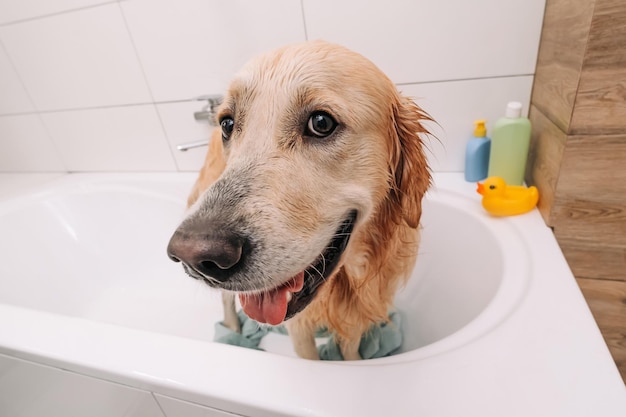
[193,94,223,126]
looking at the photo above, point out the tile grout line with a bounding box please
[0,74,535,119]
[115,2,182,171]
[0,1,119,27]
[300,0,309,41]
[0,99,198,117]
[396,73,535,87]
[0,36,69,172]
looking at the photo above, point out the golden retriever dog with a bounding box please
[167,41,431,360]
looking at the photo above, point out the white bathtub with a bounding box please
[0,172,624,417]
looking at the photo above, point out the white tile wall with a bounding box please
[0,0,113,25]
[0,44,35,114]
[0,3,152,111]
[120,0,306,102]
[156,101,215,171]
[0,0,546,173]
[0,114,66,172]
[303,0,545,84]
[41,105,176,172]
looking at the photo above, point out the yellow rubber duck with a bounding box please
[476,176,539,216]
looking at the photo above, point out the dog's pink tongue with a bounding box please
[240,272,305,326]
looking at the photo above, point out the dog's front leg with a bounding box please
[221,292,241,333]
[286,317,319,360]
[338,336,362,361]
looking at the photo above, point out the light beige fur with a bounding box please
[184,41,431,360]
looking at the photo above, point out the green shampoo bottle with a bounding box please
[487,101,531,185]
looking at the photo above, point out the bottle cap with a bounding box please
[505,101,523,118]
[473,119,487,137]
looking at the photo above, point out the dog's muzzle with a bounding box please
[167,210,357,325]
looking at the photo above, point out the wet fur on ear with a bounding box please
[388,95,432,228]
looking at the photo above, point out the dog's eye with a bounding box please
[306,112,337,138]
[220,117,235,141]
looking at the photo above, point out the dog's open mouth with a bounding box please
[239,210,357,325]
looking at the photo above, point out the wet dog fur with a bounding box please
[168,41,431,360]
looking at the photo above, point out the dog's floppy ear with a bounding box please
[388,95,432,228]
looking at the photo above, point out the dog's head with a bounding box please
[167,41,431,325]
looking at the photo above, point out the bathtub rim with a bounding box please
[0,172,624,417]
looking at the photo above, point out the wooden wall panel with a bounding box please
[530,0,595,132]
[552,135,626,280]
[556,134,626,205]
[553,199,626,246]
[562,239,626,281]
[572,70,626,135]
[527,105,567,225]
[570,1,626,135]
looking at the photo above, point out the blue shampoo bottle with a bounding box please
[464,119,491,182]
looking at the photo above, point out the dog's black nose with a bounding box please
[167,230,246,283]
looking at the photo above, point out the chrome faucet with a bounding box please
[176,94,223,152]
[192,94,222,125]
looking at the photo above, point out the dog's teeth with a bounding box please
[286,292,292,302]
